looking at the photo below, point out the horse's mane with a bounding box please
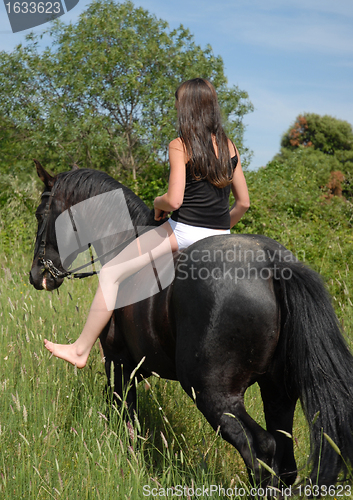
[55,168,154,226]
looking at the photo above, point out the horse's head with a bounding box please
[30,160,78,291]
[30,160,161,292]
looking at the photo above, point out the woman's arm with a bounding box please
[154,138,186,220]
[229,149,250,228]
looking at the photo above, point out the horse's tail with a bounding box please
[274,257,353,485]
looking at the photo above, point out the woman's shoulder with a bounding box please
[169,138,189,164]
[169,137,184,151]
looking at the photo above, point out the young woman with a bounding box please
[44,78,250,367]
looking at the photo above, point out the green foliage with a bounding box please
[0,0,254,254]
[277,113,353,204]
[135,163,169,207]
[281,113,353,154]
[0,0,253,183]
[0,173,39,255]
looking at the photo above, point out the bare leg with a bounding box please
[44,222,178,367]
[44,283,113,368]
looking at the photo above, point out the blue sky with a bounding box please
[1,0,352,169]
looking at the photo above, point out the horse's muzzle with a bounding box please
[29,267,64,291]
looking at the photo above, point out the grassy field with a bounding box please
[0,242,352,499]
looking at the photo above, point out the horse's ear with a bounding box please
[33,159,55,188]
[71,163,79,170]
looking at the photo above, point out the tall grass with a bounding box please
[0,242,352,499]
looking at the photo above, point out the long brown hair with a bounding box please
[175,78,234,188]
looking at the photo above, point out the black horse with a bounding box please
[30,161,353,488]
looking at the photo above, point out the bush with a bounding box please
[0,173,40,255]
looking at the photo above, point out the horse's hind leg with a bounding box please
[258,375,298,486]
[190,384,276,486]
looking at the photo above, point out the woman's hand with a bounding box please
[154,207,170,221]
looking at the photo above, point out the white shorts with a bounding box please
[168,218,230,251]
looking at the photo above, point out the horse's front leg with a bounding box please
[104,353,137,418]
[100,315,138,419]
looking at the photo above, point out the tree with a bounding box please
[274,114,353,203]
[281,113,353,155]
[0,0,253,185]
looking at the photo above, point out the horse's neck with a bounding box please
[66,178,156,265]
[123,191,156,228]
[67,179,154,227]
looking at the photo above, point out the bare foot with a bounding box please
[44,339,89,368]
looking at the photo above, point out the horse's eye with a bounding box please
[36,213,42,221]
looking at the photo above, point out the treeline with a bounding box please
[0,0,252,179]
[242,113,353,241]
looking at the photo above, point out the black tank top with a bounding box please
[171,155,238,230]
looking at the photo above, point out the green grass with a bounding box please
[0,244,352,499]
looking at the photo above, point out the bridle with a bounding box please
[36,183,100,280]
[36,182,150,281]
